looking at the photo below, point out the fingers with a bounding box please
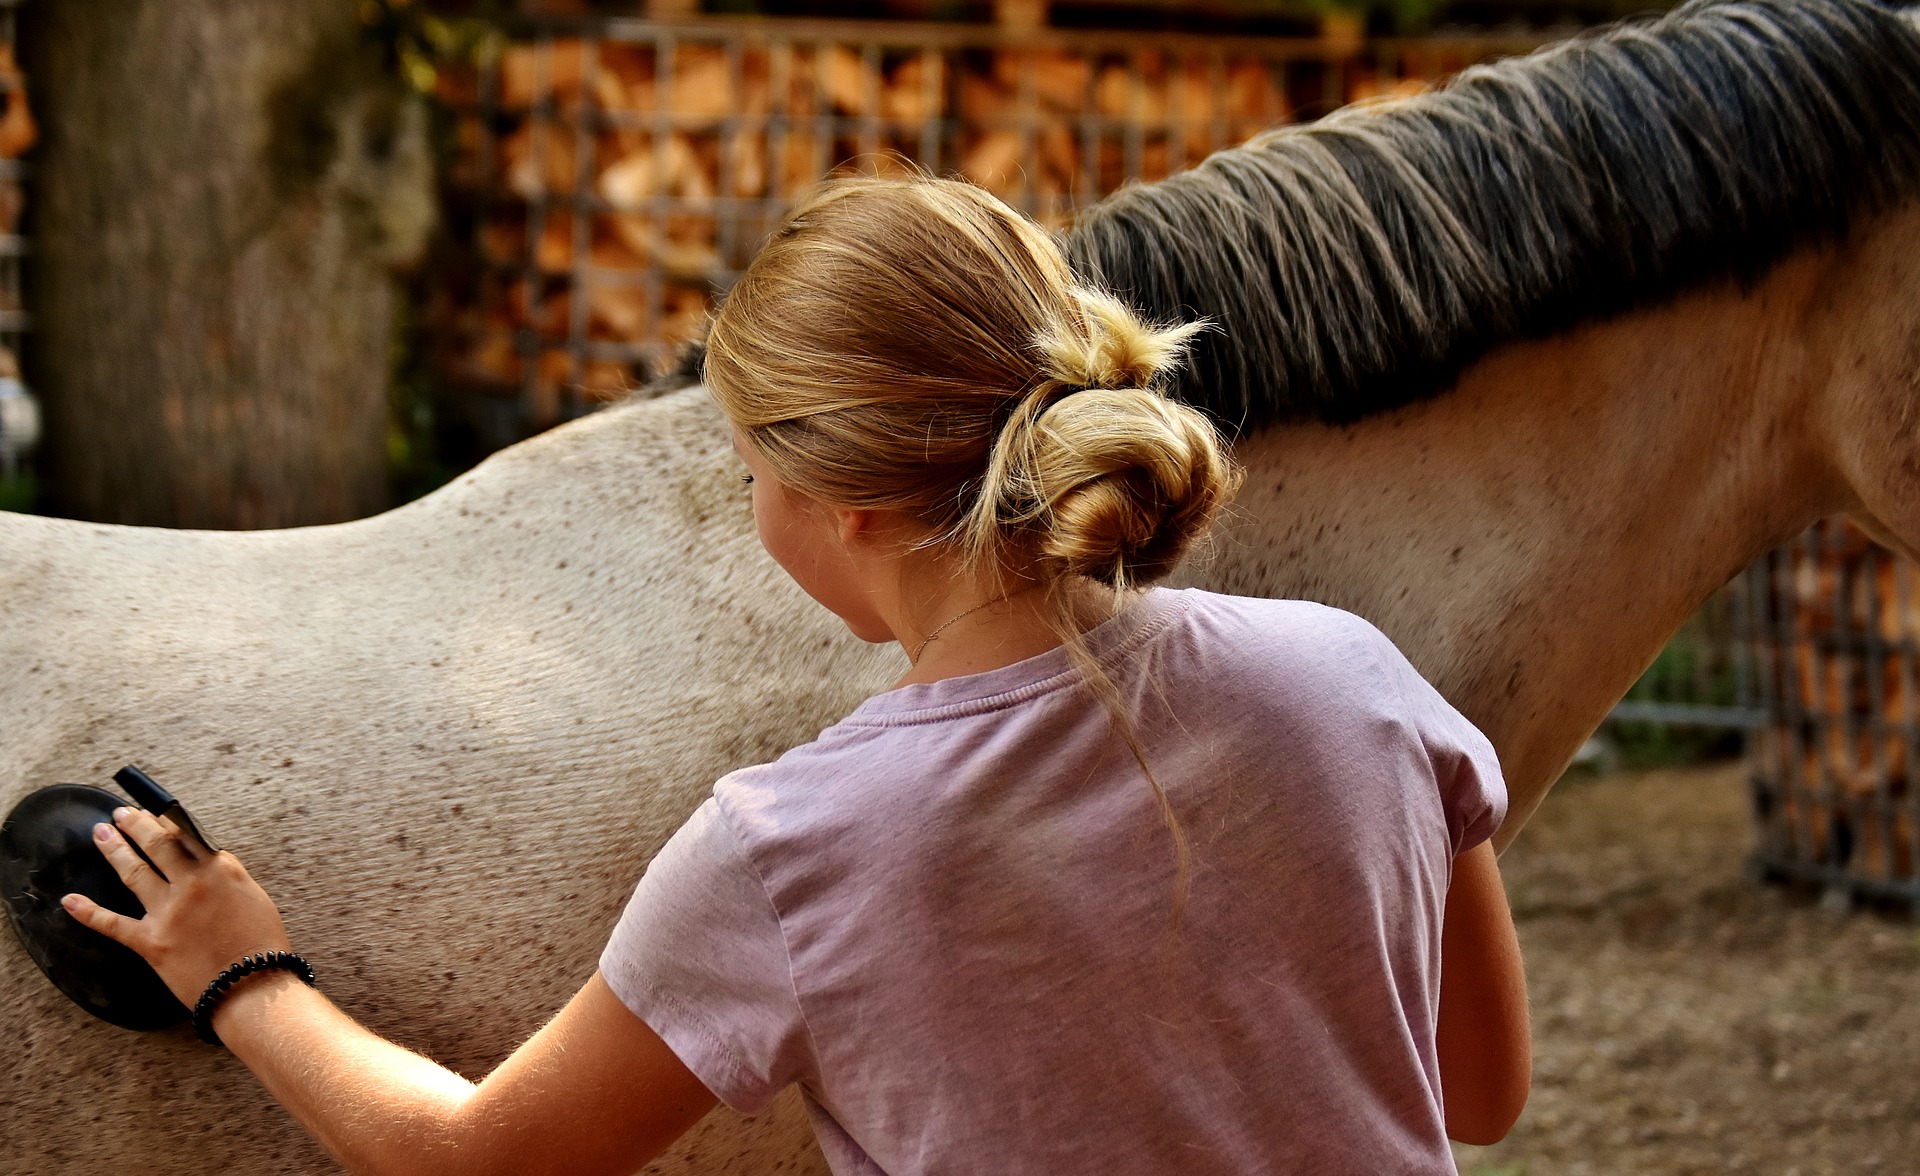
[91,818,171,906]
[59,891,142,948]
[115,805,203,870]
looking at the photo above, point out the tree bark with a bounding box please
[22,1,433,528]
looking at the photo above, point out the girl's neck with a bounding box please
[891,577,1120,688]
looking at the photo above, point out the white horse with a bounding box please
[5,1,1918,1170]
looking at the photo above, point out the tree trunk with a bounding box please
[22,1,433,528]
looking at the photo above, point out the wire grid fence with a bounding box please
[1607,580,1758,751]
[1594,520,1920,913]
[1745,518,1920,912]
[427,15,1547,436]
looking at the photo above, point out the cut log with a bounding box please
[0,43,37,158]
[501,39,587,110]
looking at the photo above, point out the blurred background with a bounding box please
[5,2,1918,1170]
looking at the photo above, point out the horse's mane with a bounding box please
[1063,0,1920,432]
[641,337,708,397]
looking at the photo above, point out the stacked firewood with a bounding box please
[0,43,29,223]
[0,39,37,477]
[436,25,1464,427]
[1758,518,1920,881]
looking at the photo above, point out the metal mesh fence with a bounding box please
[1605,583,1758,763]
[1747,518,1920,910]
[427,15,1545,436]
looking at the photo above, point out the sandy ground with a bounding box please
[1450,761,1920,1176]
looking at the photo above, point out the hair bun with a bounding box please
[1022,386,1241,588]
[1037,290,1203,392]
[960,289,1239,588]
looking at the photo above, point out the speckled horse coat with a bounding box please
[5,2,1920,1171]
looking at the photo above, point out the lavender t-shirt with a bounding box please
[602,588,1505,1174]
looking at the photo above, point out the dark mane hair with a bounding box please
[1062,0,1920,433]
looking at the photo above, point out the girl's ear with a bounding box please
[833,506,875,550]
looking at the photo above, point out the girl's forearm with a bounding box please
[1436,841,1531,1144]
[213,972,486,1176]
[68,810,711,1174]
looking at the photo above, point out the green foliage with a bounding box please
[359,0,510,97]
[1310,0,1445,32]
[1608,602,1746,769]
[386,301,467,506]
[0,469,38,514]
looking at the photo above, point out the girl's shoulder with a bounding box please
[1173,586,1389,638]
[1161,588,1411,681]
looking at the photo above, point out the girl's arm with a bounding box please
[62,807,716,1176]
[1435,839,1531,1145]
[209,968,714,1176]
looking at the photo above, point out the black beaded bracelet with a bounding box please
[192,950,317,1047]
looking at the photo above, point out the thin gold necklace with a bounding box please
[907,595,1009,665]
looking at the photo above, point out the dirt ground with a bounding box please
[1449,761,1920,1176]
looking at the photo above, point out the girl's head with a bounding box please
[705,175,1240,604]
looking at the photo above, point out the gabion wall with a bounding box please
[429,15,1541,434]
[1749,518,1920,910]
[0,0,35,481]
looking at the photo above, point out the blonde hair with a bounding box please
[707,174,1238,590]
[706,174,1242,916]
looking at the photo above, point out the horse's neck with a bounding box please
[1189,244,1848,843]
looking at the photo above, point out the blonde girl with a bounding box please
[67,174,1529,1175]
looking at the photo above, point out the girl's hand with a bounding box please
[61,806,293,1009]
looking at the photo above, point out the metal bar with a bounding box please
[1752,850,1920,906]
[808,41,830,181]
[589,14,1548,60]
[717,36,746,274]
[1123,51,1143,183]
[860,42,882,166]
[1207,49,1226,157]
[917,47,942,171]
[517,35,557,423]
[1077,54,1098,210]
[1320,47,1341,119]
[1167,52,1187,174]
[649,30,677,352]
[564,35,603,416]
[1864,545,1895,881]
[1898,557,1920,903]
[1606,701,1770,729]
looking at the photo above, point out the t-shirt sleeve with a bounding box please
[599,796,813,1115]
[1377,635,1508,855]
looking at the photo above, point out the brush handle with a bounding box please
[112,765,174,813]
[111,765,220,854]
